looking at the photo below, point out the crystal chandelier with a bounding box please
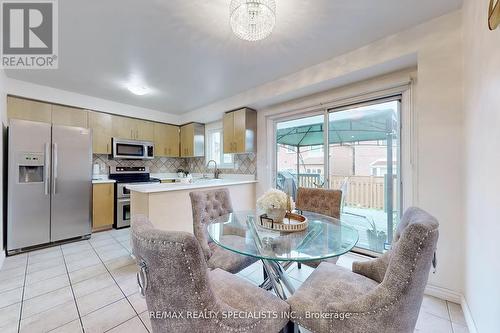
[230,0,276,42]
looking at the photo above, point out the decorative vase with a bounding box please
[266,208,287,223]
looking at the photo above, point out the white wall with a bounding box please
[256,11,465,296]
[5,78,182,125]
[463,0,500,331]
[0,70,7,264]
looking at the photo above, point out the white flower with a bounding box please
[257,189,288,211]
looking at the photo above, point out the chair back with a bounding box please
[379,207,439,330]
[131,215,217,333]
[189,188,233,260]
[296,187,342,218]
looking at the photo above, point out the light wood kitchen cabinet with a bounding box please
[223,108,257,154]
[112,115,154,141]
[112,115,136,140]
[51,105,88,128]
[165,124,180,157]
[154,123,179,157]
[89,112,113,154]
[180,123,204,157]
[92,183,114,231]
[7,96,52,123]
[135,119,155,141]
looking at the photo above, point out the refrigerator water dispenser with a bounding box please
[19,165,44,183]
[17,152,45,183]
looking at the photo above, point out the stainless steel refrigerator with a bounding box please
[7,119,92,254]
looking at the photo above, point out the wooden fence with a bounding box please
[286,173,396,210]
[330,175,396,210]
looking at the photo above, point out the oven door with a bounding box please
[116,198,131,228]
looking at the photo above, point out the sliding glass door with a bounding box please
[328,99,400,253]
[276,114,325,197]
[275,98,401,254]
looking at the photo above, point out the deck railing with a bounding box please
[279,173,396,211]
[297,173,322,188]
[330,175,397,210]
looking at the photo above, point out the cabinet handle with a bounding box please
[107,143,109,153]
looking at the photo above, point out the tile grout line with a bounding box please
[88,232,150,333]
[16,254,28,333]
[60,245,86,333]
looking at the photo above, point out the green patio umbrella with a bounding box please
[276,108,398,241]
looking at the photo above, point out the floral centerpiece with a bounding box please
[257,189,288,223]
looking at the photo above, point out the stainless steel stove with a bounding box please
[108,166,160,229]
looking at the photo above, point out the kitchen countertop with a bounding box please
[150,173,179,181]
[92,176,116,184]
[126,179,257,194]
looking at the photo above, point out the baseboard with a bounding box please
[424,284,478,333]
[424,284,462,303]
[461,295,478,333]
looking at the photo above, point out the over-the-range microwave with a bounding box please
[112,138,154,160]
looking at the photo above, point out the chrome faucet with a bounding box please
[206,160,221,179]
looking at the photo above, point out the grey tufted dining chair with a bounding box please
[189,188,258,273]
[131,215,290,333]
[287,207,439,333]
[295,187,343,269]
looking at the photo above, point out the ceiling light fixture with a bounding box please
[230,0,276,42]
[127,84,151,96]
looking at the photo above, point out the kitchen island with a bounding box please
[128,178,256,233]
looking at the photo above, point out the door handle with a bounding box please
[52,143,58,194]
[44,143,50,195]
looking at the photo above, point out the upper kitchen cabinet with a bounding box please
[88,112,113,154]
[112,115,154,141]
[112,115,136,140]
[180,123,204,157]
[7,96,52,123]
[223,108,257,154]
[135,119,155,141]
[51,105,88,128]
[154,123,179,157]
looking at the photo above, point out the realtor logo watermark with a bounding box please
[1,0,58,69]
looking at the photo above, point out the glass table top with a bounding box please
[207,211,359,262]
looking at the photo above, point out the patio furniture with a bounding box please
[189,188,258,273]
[131,215,290,333]
[295,187,342,269]
[286,207,439,333]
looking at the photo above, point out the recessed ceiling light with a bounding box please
[127,84,151,96]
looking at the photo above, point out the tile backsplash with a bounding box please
[186,153,256,175]
[93,153,256,176]
[93,154,186,174]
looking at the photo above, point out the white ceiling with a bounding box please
[5,0,463,114]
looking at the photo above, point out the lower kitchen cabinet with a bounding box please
[92,183,114,231]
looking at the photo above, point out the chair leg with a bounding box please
[263,266,268,280]
[297,262,302,269]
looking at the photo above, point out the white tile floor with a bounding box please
[0,229,469,333]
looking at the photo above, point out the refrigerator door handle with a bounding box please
[52,143,58,194]
[44,143,50,195]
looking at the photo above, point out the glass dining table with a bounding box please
[207,210,359,301]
